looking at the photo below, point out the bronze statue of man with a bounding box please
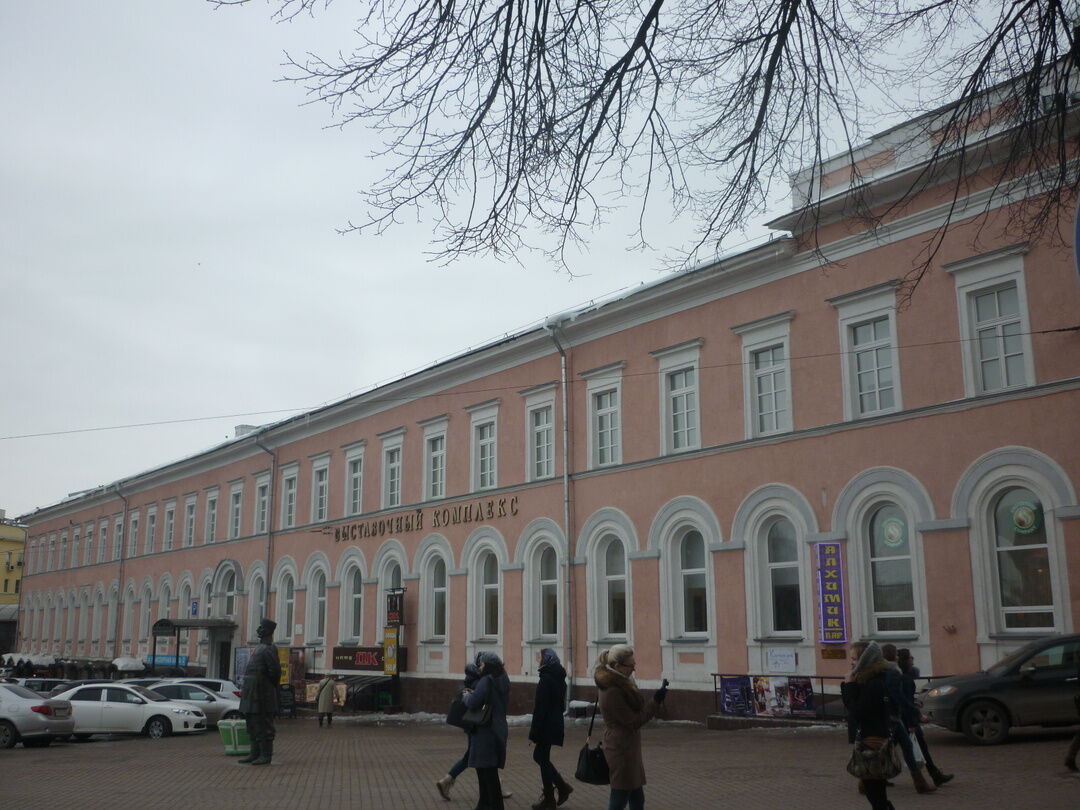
[238,618,281,765]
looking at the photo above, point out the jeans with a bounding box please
[532,743,562,791]
[449,737,470,779]
[607,787,645,810]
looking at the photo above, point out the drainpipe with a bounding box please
[254,430,277,625]
[545,319,575,702]
[111,483,129,660]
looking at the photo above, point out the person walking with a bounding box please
[463,652,511,810]
[437,662,483,800]
[315,673,335,727]
[238,618,281,766]
[848,641,894,810]
[528,648,573,809]
[897,648,953,786]
[881,643,934,794]
[593,644,667,810]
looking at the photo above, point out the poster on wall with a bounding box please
[719,676,754,716]
[233,647,252,680]
[752,676,794,716]
[766,647,798,673]
[788,676,816,717]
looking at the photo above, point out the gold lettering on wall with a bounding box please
[329,496,518,542]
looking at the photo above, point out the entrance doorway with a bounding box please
[216,640,232,680]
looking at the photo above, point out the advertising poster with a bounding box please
[383,627,399,676]
[788,676,816,717]
[234,646,252,680]
[815,542,847,644]
[751,676,772,715]
[753,675,797,716]
[719,675,754,716]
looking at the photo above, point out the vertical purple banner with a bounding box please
[815,542,847,644]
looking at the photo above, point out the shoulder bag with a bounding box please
[574,697,610,785]
[460,675,495,729]
[846,734,902,781]
[446,692,470,729]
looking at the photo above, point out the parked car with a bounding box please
[51,683,206,739]
[119,678,168,689]
[919,633,1080,744]
[46,679,113,698]
[17,678,71,696]
[0,684,76,748]
[166,677,242,701]
[148,681,242,727]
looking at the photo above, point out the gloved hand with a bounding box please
[654,679,669,703]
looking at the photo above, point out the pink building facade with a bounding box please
[15,111,1080,718]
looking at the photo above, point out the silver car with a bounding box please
[149,681,242,727]
[165,677,242,701]
[0,683,76,748]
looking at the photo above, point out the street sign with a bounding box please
[190,600,198,617]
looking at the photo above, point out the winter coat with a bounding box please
[316,676,335,714]
[528,662,566,747]
[594,665,658,791]
[464,671,510,769]
[238,641,281,715]
[849,660,891,740]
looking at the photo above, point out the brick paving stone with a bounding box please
[3,717,1078,809]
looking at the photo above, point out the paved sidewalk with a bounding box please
[3,716,1077,808]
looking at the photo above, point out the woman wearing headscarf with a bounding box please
[848,641,894,810]
[593,644,667,810]
[463,651,511,810]
[437,662,483,800]
[528,648,572,809]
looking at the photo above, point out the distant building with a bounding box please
[13,101,1080,718]
[0,510,27,654]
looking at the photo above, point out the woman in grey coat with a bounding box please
[463,652,511,810]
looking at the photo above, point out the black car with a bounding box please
[919,633,1080,744]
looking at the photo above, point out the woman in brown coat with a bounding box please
[593,645,668,810]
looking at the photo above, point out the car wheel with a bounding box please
[960,699,1010,745]
[145,716,172,740]
[0,720,18,749]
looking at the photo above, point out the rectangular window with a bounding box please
[229,487,243,539]
[384,447,401,507]
[144,510,157,555]
[162,504,175,551]
[255,481,269,534]
[530,406,554,480]
[752,345,788,435]
[345,450,364,516]
[98,520,108,563]
[282,473,297,528]
[594,390,620,466]
[475,422,496,490]
[311,464,329,522]
[204,493,218,544]
[113,520,123,560]
[83,523,93,566]
[852,317,896,415]
[667,368,698,451]
[183,498,196,547]
[426,435,446,499]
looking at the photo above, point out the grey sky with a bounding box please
[1,1,773,518]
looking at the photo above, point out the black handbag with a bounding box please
[846,735,902,780]
[574,698,610,785]
[461,702,492,728]
[446,694,469,729]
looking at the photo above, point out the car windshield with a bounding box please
[131,685,169,702]
[2,684,42,699]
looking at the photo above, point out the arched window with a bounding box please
[339,565,363,642]
[121,592,134,643]
[160,585,171,619]
[429,558,447,639]
[538,545,559,638]
[201,582,213,618]
[992,487,1053,630]
[140,587,154,641]
[248,576,265,639]
[678,530,708,635]
[177,581,192,650]
[310,570,327,640]
[59,534,67,570]
[765,518,801,633]
[479,552,500,638]
[278,574,295,642]
[867,504,915,632]
[222,571,236,617]
[602,536,627,637]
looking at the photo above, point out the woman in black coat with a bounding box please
[849,642,894,810]
[528,648,573,809]
[464,652,511,810]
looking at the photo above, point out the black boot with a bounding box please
[1065,733,1080,771]
[928,764,955,785]
[251,740,273,765]
[530,788,556,810]
[318,715,323,727]
[552,773,574,807]
[237,740,260,764]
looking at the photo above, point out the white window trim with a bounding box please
[183,495,197,547]
[342,441,366,517]
[521,384,557,482]
[582,362,624,470]
[419,416,449,502]
[420,551,450,642]
[97,520,108,563]
[204,487,219,545]
[467,400,500,492]
[741,503,815,643]
[309,454,331,524]
[830,282,903,420]
[227,482,243,540]
[279,463,299,529]
[379,428,406,509]
[254,473,271,534]
[161,501,176,552]
[275,570,297,644]
[524,540,561,643]
[144,506,158,555]
[112,518,122,561]
[651,339,703,455]
[127,515,138,558]
[732,311,794,438]
[946,245,1034,397]
[467,545,503,645]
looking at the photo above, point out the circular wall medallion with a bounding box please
[1010,501,1041,535]
[881,517,906,547]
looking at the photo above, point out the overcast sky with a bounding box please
[1,1,778,519]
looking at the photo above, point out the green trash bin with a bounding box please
[218,718,250,756]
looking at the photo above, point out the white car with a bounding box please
[0,684,76,748]
[52,683,206,739]
[165,677,242,701]
[148,681,243,726]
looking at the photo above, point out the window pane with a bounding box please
[541,582,558,636]
[1004,611,1055,629]
[974,290,998,322]
[433,559,446,587]
[994,488,1045,548]
[770,566,802,632]
[869,506,909,558]
[604,538,625,575]
[683,571,707,632]
[607,578,626,635]
[870,559,915,612]
[997,547,1052,608]
[434,590,446,636]
[997,285,1019,316]
[680,531,705,569]
[483,553,498,584]
[484,588,499,636]
[767,519,797,563]
[540,546,556,580]
[877,615,916,632]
